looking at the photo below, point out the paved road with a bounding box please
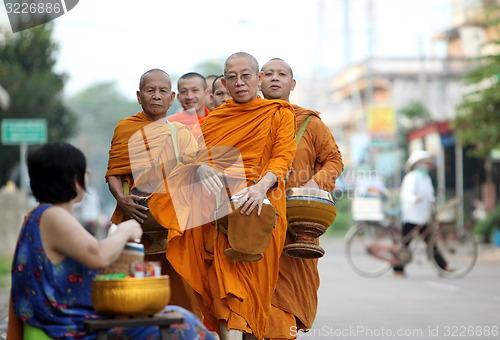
[299,237,500,340]
[0,287,8,340]
[1,237,499,340]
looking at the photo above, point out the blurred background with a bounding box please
[1,0,500,256]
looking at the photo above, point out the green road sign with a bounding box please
[1,119,47,145]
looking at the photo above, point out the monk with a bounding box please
[212,75,232,108]
[168,72,211,139]
[260,58,344,339]
[148,52,297,340]
[105,68,202,319]
[205,74,218,111]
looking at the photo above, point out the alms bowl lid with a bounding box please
[286,187,333,201]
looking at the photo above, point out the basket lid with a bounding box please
[124,242,145,253]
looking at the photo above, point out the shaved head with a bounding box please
[139,68,171,90]
[224,52,259,75]
[177,72,207,90]
[261,58,294,78]
[205,75,218,88]
[260,58,296,102]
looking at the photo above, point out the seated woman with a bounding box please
[9,142,215,340]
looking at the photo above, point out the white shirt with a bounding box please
[400,169,435,225]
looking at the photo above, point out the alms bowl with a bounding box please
[91,275,170,316]
[285,187,337,227]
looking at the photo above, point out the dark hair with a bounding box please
[27,142,87,204]
[177,72,207,90]
[212,75,224,95]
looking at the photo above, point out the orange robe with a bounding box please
[105,111,201,317]
[265,105,344,339]
[105,111,198,222]
[168,107,210,139]
[148,97,297,338]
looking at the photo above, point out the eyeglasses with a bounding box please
[225,73,255,84]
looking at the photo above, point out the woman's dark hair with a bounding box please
[27,142,87,204]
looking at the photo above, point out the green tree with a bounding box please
[0,23,76,185]
[193,58,225,76]
[397,100,432,158]
[451,6,500,161]
[398,100,432,125]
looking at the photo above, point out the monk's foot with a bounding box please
[220,323,242,340]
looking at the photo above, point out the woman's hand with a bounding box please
[196,164,225,195]
[117,219,143,242]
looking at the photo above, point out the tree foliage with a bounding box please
[451,6,500,159]
[397,100,432,154]
[398,100,432,124]
[0,23,76,185]
[193,58,225,77]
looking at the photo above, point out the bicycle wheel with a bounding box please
[345,222,395,278]
[427,224,478,279]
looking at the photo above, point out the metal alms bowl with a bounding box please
[91,275,170,316]
[137,198,165,233]
[285,187,337,227]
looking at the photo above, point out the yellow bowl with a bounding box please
[91,275,170,316]
[286,188,337,227]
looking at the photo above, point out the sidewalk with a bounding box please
[0,287,8,340]
[0,239,499,339]
[477,242,500,263]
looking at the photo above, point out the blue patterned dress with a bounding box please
[12,204,215,340]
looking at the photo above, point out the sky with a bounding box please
[1,0,452,100]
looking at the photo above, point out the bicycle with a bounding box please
[344,201,478,279]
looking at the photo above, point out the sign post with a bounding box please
[1,119,47,192]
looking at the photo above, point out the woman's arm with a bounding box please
[40,206,142,269]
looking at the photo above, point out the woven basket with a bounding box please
[100,243,145,275]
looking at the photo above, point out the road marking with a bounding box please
[424,281,460,292]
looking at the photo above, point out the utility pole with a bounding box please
[365,0,374,107]
[344,0,351,67]
[418,35,428,107]
[311,0,326,110]
[366,0,375,171]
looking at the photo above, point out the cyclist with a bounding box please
[394,150,448,276]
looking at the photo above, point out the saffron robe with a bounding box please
[148,97,296,338]
[168,107,210,139]
[105,111,201,317]
[105,111,198,222]
[265,105,344,339]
